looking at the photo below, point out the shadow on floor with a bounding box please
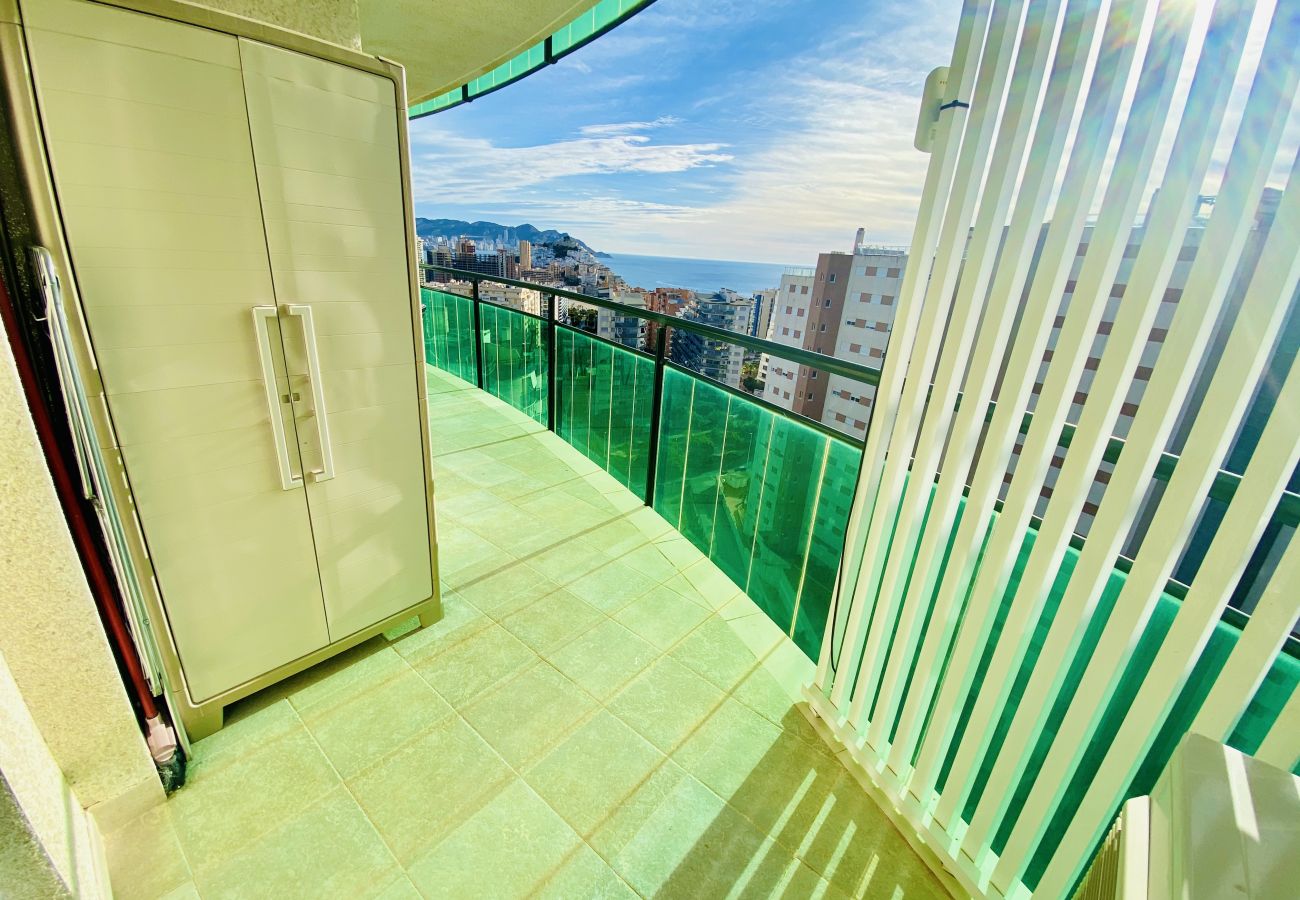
[605,703,948,899]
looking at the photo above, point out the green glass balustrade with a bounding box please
[555,327,655,499]
[421,288,477,385]
[478,302,547,425]
[652,366,861,658]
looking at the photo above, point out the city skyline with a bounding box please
[408,0,957,262]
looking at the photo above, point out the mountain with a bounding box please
[414,218,599,254]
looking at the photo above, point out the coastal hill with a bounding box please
[415,218,602,255]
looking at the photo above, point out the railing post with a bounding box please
[471,278,485,389]
[643,326,668,507]
[546,293,557,432]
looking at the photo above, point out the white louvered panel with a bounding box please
[890,0,1155,782]
[1029,352,1300,898]
[1190,535,1299,744]
[904,0,1159,806]
[844,0,1063,753]
[815,0,990,695]
[962,1,1299,863]
[806,0,1300,896]
[871,0,1108,771]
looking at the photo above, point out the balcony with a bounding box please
[100,363,947,899]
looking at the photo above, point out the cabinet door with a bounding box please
[240,40,433,639]
[24,0,331,701]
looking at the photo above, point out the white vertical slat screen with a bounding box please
[806,0,1300,897]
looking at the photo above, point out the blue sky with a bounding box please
[408,0,958,263]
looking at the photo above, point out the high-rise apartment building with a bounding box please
[671,292,753,388]
[596,287,648,350]
[823,249,907,437]
[518,239,532,270]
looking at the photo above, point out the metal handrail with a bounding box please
[421,265,1300,529]
[421,264,883,386]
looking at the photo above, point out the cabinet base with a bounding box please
[172,594,442,742]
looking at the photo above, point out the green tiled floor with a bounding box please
[103,367,949,900]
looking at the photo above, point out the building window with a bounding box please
[801,286,809,294]
[835,413,847,423]
[865,266,878,276]
[782,327,789,336]
[797,308,805,317]
[785,305,793,314]
[807,392,815,401]
[880,295,895,305]
[824,298,832,308]
[788,284,796,293]
[860,292,872,302]
[819,324,827,332]
[829,272,837,283]
[869,347,883,358]
[811,371,818,379]
[783,390,790,399]
[854,419,867,430]
[849,343,862,353]
[887,267,901,278]
[794,330,801,338]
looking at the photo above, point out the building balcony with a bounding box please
[101,364,947,899]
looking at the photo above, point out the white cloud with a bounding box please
[412,0,959,262]
[408,125,732,207]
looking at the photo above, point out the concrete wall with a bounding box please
[0,651,108,898]
[0,331,159,821]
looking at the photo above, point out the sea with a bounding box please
[599,252,795,295]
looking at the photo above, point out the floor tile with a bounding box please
[613,584,711,650]
[534,844,639,900]
[501,588,603,655]
[104,804,191,900]
[674,698,848,857]
[194,788,397,899]
[457,560,564,619]
[525,710,665,837]
[463,662,598,769]
[348,716,513,865]
[607,656,725,753]
[287,646,407,717]
[300,666,453,779]
[170,723,341,873]
[388,590,490,665]
[406,779,582,899]
[411,624,537,710]
[668,616,769,692]
[615,541,685,582]
[590,760,777,900]
[566,558,660,614]
[524,536,614,586]
[548,618,659,701]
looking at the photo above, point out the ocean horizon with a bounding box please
[600,251,797,295]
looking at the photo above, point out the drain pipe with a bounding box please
[0,266,182,789]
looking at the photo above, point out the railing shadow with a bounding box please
[643,707,946,899]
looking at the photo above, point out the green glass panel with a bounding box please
[467,43,546,97]
[409,86,463,119]
[479,303,545,424]
[420,288,476,384]
[792,439,861,659]
[551,0,646,53]
[743,415,825,636]
[652,366,861,647]
[653,367,694,524]
[554,328,652,499]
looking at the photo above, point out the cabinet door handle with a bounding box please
[251,306,302,490]
[285,304,335,483]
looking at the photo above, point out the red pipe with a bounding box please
[0,267,159,721]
